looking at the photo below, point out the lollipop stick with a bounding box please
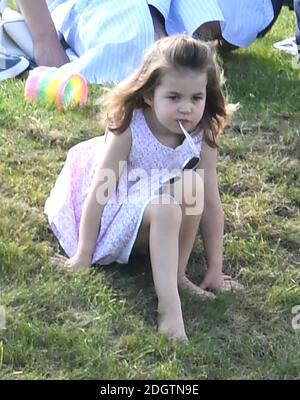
[178,120,199,155]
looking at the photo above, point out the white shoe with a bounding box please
[0,52,29,81]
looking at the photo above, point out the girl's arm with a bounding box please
[198,140,224,275]
[17,0,69,66]
[68,129,132,269]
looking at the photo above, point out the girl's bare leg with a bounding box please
[172,171,243,294]
[133,196,187,341]
[177,213,215,298]
[168,171,215,298]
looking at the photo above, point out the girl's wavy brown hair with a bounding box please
[102,35,236,148]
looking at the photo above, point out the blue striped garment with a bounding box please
[218,0,274,48]
[46,0,273,84]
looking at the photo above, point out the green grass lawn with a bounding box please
[0,9,300,379]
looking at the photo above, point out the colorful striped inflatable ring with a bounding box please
[25,66,88,111]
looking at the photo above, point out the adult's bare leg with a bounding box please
[17,0,69,66]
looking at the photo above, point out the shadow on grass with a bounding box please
[92,249,240,333]
[93,255,157,328]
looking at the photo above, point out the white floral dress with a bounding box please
[45,109,203,264]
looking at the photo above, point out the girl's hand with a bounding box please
[64,253,92,271]
[50,253,91,271]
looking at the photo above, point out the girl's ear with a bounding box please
[143,93,153,107]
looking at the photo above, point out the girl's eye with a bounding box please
[193,96,203,102]
[168,96,178,100]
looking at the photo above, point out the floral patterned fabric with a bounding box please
[45,109,203,264]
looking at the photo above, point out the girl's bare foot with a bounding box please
[178,276,215,299]
[158,310,188,342]
[200,272,245,293]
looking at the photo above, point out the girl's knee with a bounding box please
[146,196,182,226]
[174,170,204,214]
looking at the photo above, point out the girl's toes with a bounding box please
[223,276,245,291]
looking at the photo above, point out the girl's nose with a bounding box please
[178,103,192,113]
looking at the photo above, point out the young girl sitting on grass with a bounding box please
[45,35,244,341]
